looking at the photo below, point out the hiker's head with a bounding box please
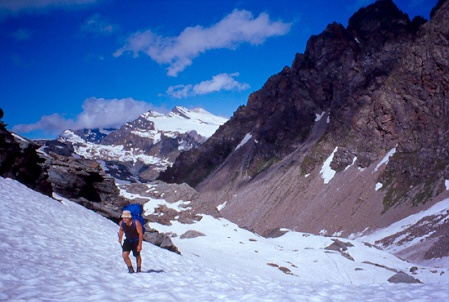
[121,210,132,219]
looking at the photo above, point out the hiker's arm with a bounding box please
[136,220,143,252]
[118,220,124,244]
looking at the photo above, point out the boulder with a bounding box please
[388,272,422,284]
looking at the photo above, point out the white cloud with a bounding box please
[12,97,155,136]
[114,9,291,76]
[193,72,250,95]
[12,113,77,134]
[166,73,250,99]
[166,85,192,99]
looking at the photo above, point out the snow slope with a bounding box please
[1,177,448,301]
[143,106,228,138]
[355,198,449,267]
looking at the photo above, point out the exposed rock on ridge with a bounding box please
[160,0,426,186]
[0,122,126,215]
[158,0,449,262]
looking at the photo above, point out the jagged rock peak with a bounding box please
[347,0,422,41]
[349,0,410,28]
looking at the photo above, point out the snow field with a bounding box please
[1,177,448,301]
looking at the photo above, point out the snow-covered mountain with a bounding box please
[57,106,228,182]
[1,176,448,301]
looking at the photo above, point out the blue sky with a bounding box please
[0,0,438,139]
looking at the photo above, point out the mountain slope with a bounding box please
[158,0,449,263]
[58,106,227,182]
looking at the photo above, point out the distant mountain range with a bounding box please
[56,106,228,182]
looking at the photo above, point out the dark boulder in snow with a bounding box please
[388,272,422,284]
[180,230,206,239]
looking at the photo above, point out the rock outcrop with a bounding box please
[1,122,127,216]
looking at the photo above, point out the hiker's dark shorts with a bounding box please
[123,239,140,257]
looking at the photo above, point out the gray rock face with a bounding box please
[144,229,180,254]
[46,155,121,203]
[0,123,127,216]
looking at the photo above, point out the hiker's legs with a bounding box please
[129,241,142,271]
[122,251,132,267]
[123,251,135,273]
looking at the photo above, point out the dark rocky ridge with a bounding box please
[159,0,428,187]
[0,124,51,195]
[158,0,449,261]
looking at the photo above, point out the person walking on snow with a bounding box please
[118,210,143,273]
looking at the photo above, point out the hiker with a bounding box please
[118,210,143,273]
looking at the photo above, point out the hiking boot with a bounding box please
[128,266,135,274]
[137,267,142,273]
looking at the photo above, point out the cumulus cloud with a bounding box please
[114,9,291,76]
[166,73,250,99]
[12,113,77,134]
[12,97,155,136]
[193,73,250,95]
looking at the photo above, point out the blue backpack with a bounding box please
[122,204,146,234]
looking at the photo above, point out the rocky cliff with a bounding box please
[159,0,449,262]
